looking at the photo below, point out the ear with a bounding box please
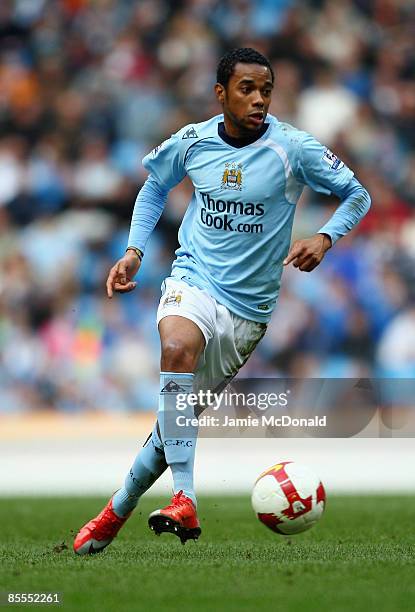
[215,83,225,105]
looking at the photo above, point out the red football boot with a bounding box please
[73,497,130,555]
[148,490,201,544]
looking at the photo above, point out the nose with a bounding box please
[252,91,264,108]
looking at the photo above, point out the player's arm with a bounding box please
[284,136,371,272]
[106,176,169,297]
[106,133,187,297]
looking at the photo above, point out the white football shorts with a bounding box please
[156,277,267,392]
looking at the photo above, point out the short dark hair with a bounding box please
[216,47,274,88]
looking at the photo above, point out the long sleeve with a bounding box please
[317,176,371,245]
[127,130,188,253]
[295,133,371,245]
[127,174,169,253]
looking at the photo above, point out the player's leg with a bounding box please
[111,423,167,516]
[149,303,267,545]
[73,422,167,555]
[148,314,205,544]
[148,305,246,545]
[148,278,217,543]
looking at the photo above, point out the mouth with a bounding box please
[248,112,264,126]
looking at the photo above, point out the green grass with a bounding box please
[0,495,414,611]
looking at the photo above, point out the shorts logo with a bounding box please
[221,162,243,191]
[322,148,344,171]
[163,290,182,306]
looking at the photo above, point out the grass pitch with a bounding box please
[0,495,414,611]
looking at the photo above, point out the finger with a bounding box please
[293,253,311,269]
[283,244,303,266]
[299,257,318,272]
[106,267,118,298]
[292,252,309,268]
[106,275,115,298]
[113,281,137,293]
[117,261,128,284]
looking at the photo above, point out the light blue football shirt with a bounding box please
[137,113,367,323]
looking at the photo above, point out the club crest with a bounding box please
[221,162,243,191]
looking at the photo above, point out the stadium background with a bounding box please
[1,0,415,495]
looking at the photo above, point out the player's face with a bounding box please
[215,63,274,137]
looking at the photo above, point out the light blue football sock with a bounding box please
[112,423,167,517]
[158,371,198,506]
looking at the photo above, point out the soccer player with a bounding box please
[73,48,370,554]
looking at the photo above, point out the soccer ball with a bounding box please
[251,460,326,535]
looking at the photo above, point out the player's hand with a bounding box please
[106,250,142,298]
[283,233,332,272]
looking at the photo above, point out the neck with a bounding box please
[223,114,254,139]
[218,121,268,149]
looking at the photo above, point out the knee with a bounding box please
[161,338,198,372]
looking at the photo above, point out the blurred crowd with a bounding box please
[1,0,415,413]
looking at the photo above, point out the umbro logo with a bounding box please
[161,380,187,393]
[182,127,198,139]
